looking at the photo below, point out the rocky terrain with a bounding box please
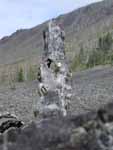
[0,95,113,150]
[0,65,112,149]
[71,65,113,115]
[0,1,113,149]
[0,65,112,124]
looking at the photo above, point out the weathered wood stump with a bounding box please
[36,20,72,118]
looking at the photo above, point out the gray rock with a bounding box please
[0,113,23,133]
[36,20,72,118]
[0,102,113,150]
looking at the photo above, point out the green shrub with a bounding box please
[98,32,113,53]
[17,67,24,82]
[86,50,105,67]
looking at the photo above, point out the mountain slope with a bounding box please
[0,0,113,64]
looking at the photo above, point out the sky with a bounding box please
[0,0,103,38]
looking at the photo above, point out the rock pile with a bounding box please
[0,102,113,150]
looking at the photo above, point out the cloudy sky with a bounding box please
[0,0,103,38]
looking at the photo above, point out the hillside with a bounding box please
[0,0,113,65]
